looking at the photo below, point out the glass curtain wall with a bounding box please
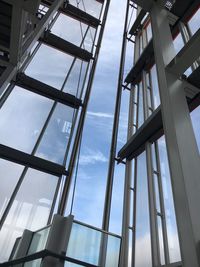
[0,0,105,262]
[116,2,200,266]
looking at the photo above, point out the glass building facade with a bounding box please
[0,0,200,266]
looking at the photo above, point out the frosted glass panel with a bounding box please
[0,169,58,262]
[0,86,53,153]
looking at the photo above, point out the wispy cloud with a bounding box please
[79,148,108,166]
[87,111,113,119]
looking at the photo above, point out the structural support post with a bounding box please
[151,3,200,266]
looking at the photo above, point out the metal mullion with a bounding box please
[155,141,170,264]
[58,0,111,216]
[132,157,137,267]
[143,64,161,265]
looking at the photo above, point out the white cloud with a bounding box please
[87,110,113,119]
[79,148,108,165]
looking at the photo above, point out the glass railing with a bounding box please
[66,221,121,267]
[4,218,121,267]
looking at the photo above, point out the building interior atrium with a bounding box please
[0,0,200,266]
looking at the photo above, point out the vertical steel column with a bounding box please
[102,0,131,232]
[151,3,200,266]
[142,68,161,266]
[58,0,111,216]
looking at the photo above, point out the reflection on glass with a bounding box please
[51,14,95,52]
[25,44,74,90]
[66,222,101,265]
[0,86,53,153]
[150,65,160,109]
[69,0,102,19]
[157,136,181,262]
[66,222,121,267]
[135,152,152,267]
[36,103,74,164]
[0,169,58,262]
[0,160,24,220]
[188,8,200,36]
[191,106,200,152]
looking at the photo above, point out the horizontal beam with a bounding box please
[0,144,68,176]
[41,31,92,62]
[118,79,200,160]
[118,106,163,160]
[16,73,82,109]
[60,4,100,28]
[129,8,146,35]
[167,28,200,76]
[125,39,154,84]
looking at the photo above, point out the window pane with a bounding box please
[69,0,102,19]
[0,86,53,153]
[157,136,181,263]
[173,33,184,54]
[0,169,58,262]
[150,65,160,109]
[51,14,95,52]
[0,160,24,220]
[188,8,200,36]
[146,22,152,43]
[135,152,152,267]
[25,44,74,90]
[35,103,75,164]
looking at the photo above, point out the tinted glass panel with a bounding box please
[69,0,102,18]
[150,65,160,109]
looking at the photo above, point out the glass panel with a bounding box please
[66,222,101,265]
[105,235,121,267]
[138,82,144,128]
[51,14,95,52]
[150,64,160,109]
[27,227,50,255]
[0,86,53,153]
[154,173,161,213]
[157,136,181,263]
[35,103,75,164]
[157,216,165,265]
[0,160,24,220]
[25,44,74,90]
[63,59,88,98]
[191,105,200,151]
[173,33,184,54]
[0,169,58,262]
[69,0,102,19]
[146,22,152,42]
[135,152,152,267]
[188,7,200,36]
